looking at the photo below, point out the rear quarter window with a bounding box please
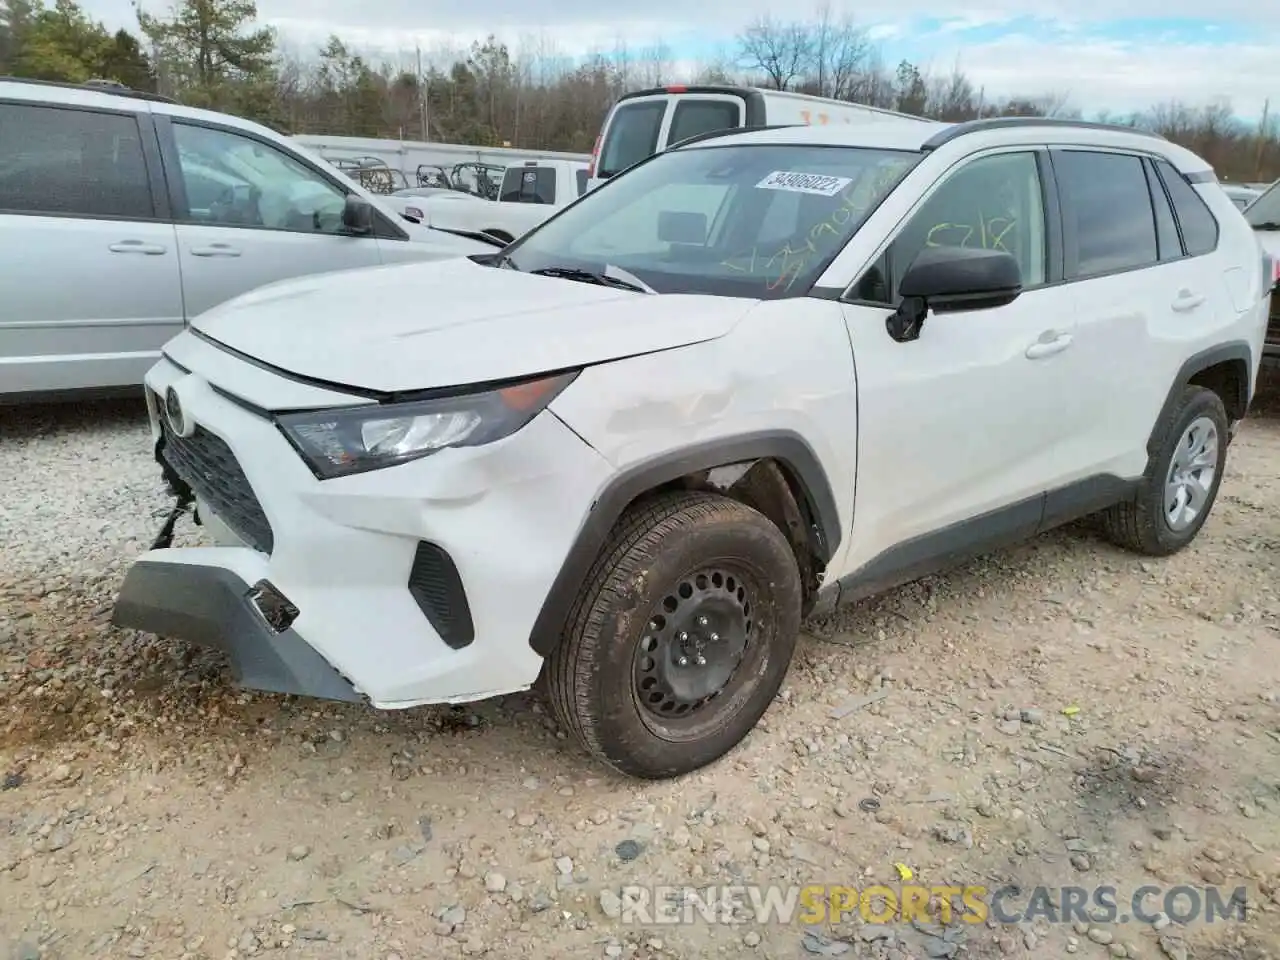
[598,101,666,178]
[1155,160,1219,257]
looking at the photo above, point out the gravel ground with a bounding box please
[4,377,1280,960]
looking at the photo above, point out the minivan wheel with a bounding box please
[544,491,802,779]
[1100,385,1229,556]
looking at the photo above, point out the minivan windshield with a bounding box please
[1245,180,1280,227]
[501,143,919,298]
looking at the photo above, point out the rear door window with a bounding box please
[667,99,741,148]
[1053,149,1159,279]
[575,168,587,196]
[0,103,154,220]
[500,166,557,204]
[597,100,666,178]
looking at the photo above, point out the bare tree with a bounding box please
[735,15,813,91]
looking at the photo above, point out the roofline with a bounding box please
[0,75,176,104]
[618,84,756,102]
[921,116,1168,151]
[617,85,929,124]
[666,123,800,151]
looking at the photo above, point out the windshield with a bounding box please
[1245,181,1280,226]
[501,143,919,297]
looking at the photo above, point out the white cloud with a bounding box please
[76,0,1280,118]
[938,35,1277,117]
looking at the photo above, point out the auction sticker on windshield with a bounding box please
[756,171,853,196]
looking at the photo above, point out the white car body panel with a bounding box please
[188,258,752,391]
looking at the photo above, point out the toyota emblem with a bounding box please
[164,385,192,437]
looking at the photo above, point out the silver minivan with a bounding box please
[0,78,492,402]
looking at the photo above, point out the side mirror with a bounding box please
[887,246,1022,342]
[341,194,375,235]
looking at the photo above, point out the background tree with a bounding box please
[0,0,1274,182]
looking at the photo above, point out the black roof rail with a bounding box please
[667,123,800,151]
[922,116,1167,151]
[0,75,177,104]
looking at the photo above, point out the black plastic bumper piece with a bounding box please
[407,541,475,650]
[111,561,362,703]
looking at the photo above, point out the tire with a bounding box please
[544,491,802,779]
[1100,385,1229,556]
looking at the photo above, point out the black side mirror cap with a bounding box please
[341,194,375,235]
[888,246,1023,342]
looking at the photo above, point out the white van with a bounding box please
[585,84,937,190]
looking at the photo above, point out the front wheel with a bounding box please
[1100,385,1229,556]
[544,492,802,779]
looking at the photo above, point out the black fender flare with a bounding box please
[1145,340,1253,460]
[527,430,843,656]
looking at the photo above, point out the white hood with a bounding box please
[191,258,755,393]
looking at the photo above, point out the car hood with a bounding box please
[190,258,754,393]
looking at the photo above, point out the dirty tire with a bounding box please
[1100,385,1229,556]
[544,491,802,779]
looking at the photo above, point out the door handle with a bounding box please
[190,243,242,257]
[109,240,167,255]
[1025,332,1073,359]
[1171,289,1205,312]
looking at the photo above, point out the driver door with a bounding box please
[834,148,1081,582]
[158,117,385,319]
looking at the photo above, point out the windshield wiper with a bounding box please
[431,225,507,247]
[528,266,653,293]
[1251,221,1280,230]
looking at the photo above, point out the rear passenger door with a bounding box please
[0,100,182,394]
[1045,148,1217,497]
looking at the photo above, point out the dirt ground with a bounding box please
[4,375,1280,960]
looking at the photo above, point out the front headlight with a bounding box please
[277,370,578,479]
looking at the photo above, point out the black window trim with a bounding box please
[1151,156,1220,257]
[0,97,171,224]
[1141,156,1186,263]
[152,113,407,241]
[835,146,1062,308]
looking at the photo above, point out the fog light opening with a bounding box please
[247,580,299,634]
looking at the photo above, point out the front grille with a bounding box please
[407,541,474,649]
[159,421,275,554]
[1269,291,1280,346]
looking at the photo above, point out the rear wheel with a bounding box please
[1100,385,1228,556]
[544,492,802,779]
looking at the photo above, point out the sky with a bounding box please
[79,0,1279,121]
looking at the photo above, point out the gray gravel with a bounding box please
[3,392,1280,960]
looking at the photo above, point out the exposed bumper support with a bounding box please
[111,561,363,703]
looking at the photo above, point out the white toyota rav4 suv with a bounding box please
[112,117,1270,779]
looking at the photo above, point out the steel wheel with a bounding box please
[632,565,755,736]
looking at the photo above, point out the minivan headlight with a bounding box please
[277,371,578,479]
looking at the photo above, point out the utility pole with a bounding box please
[1256,98,1270,182]
[416,45,429,141]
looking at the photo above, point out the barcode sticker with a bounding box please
[756,171,852,196]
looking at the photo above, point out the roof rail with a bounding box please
[0,75,177,104]
[667,123,800,151]
[921,116,1168,151]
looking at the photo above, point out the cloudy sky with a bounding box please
[81,0,1277,120]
